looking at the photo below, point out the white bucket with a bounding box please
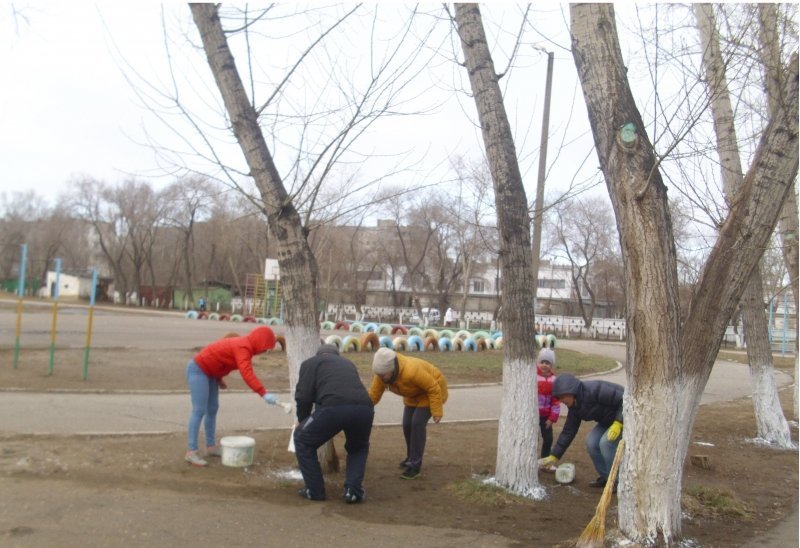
[555,462,575,484]
[220,436,255,467]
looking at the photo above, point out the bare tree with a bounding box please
[570,4,798,544]
[448,157,497,322]
[190,3,321,379]
[454,3,541,497]
[70,178,131,296]
[695,3,791,448]
[757,3,800,420]
[549,195,616,330]
[162,177,215,308]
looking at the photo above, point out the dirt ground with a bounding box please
[1,345,797,546]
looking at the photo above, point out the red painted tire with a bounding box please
[360,333,379,352]
[424,336,438,351]
[390,325,408,335]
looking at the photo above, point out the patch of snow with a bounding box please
[744,437,798,450]
[272,468,303,480]
[693,441,715,447]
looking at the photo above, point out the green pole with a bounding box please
[83,268,98,380]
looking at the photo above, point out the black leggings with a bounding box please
[539,416,554,458]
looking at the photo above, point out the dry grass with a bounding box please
[684,485,753,520]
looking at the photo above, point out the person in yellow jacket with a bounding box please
[369,347,448,479]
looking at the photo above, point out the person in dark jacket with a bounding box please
[293,344,375,503]
[537,373,624,488]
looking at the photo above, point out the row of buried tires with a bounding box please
[325,330,501,352]
[184,313,557,352]
[185,310,284,325]
[324,329,558,353]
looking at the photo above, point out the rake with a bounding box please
[575,439,625,548]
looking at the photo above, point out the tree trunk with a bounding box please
[454,3,541,498]
[695,3,792,448]
[190,4,330,467]
[758,3,800,420]
[570,4,799,543]
[741,273,793,445]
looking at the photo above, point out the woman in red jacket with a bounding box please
[185,326,277,466]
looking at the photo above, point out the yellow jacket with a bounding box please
[369,354,448,417]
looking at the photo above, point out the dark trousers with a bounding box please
[539,416,554,458]
[294,404,374,498]
[402,405,432,470]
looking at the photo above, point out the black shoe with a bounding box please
[398,458,411,469]
[588,476,607,488]
[400,467,420,480]
[297,487,326,501]
[343,487,364,504]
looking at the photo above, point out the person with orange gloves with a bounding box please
[184,326,278,467]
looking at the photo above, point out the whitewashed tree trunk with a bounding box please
[695,3,792,448]
[758,3,800,420]
[454,3,542,497]
[570,4,799,543]
[190,5,334,469]
[190,2,319,374]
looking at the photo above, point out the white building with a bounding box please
[41,270,98,299]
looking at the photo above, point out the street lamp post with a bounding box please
[530,46,554,310]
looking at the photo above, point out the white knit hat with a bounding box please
[537,348,556,366]
[372,347,397,374]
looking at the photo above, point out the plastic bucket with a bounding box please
[220,436,255,467]
[555,462,575,484]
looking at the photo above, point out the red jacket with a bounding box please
[194,326,276,396]
[537,367,561,423]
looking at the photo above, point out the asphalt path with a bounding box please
[0,301,792,435]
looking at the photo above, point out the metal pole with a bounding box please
[48,258,62,375]
[83,268,98,380]
[768,297,774,342]
[530,49,554,304]
[782,291,788,356]
[13,244,28,369]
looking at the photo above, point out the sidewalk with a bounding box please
[0,339,790,436]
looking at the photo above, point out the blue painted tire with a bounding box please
[407,335,424,351]
[463,338,478,352]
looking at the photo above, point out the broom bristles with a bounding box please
[575,439,625,548]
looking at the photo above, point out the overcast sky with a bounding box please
[1,3,604,207]
[2,3,175,196]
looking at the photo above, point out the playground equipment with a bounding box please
[13,244,27,369]
[48,258,62,375]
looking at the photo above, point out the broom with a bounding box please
[575,439,625,548]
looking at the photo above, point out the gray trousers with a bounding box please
[402,405,432,470]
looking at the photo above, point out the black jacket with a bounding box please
[294,348,373,422]
[550,375,624,459]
